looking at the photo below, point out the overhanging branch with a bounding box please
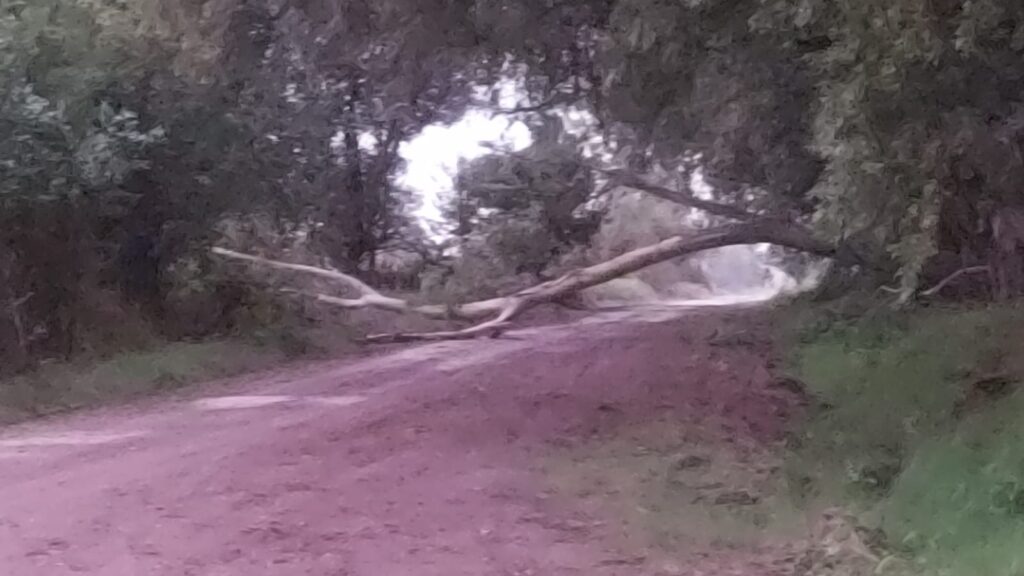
[602,169,757,221]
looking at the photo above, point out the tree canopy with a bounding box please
[3,0,1024,361]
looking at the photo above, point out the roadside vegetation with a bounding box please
[0,340,283,425]
[784,300,1024,575]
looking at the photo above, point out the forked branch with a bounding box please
[920,265,992,297]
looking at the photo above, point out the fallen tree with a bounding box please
[213,219,853,343]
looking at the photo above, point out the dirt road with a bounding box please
[0,307,802,575]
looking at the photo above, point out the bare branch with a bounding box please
[362,323,512,343]
[603,169,757,221]
[920,265,992,297]
[467,146,760,221]
[211,247,379,297]
[7,291,34,309]
[213,247,509,321]
[878,265,992,302]
[493,93,584,115]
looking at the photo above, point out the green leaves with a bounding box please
[794,0,1024,282]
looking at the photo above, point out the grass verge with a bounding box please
[785,300,1024,575]
[0,340,287,425]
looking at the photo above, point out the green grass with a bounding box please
[0,311,372,425]
[787,302,1024,575]
[884,394,1024,575]
[0,340,287,424]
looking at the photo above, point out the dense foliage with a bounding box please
[3,0,1023,369]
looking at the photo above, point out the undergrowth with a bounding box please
[0,340,285,424]
[0,294,466,426]
[0,317,369,425]
[786,299,1024,575]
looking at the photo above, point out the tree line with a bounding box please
[3,0,1024,364]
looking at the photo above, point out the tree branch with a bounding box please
[493,92,584,115]
[603,170,757,221]
[920,265,992,297]
[211,247,508,321]
[468,149,760,221]
[211,247,380,296]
